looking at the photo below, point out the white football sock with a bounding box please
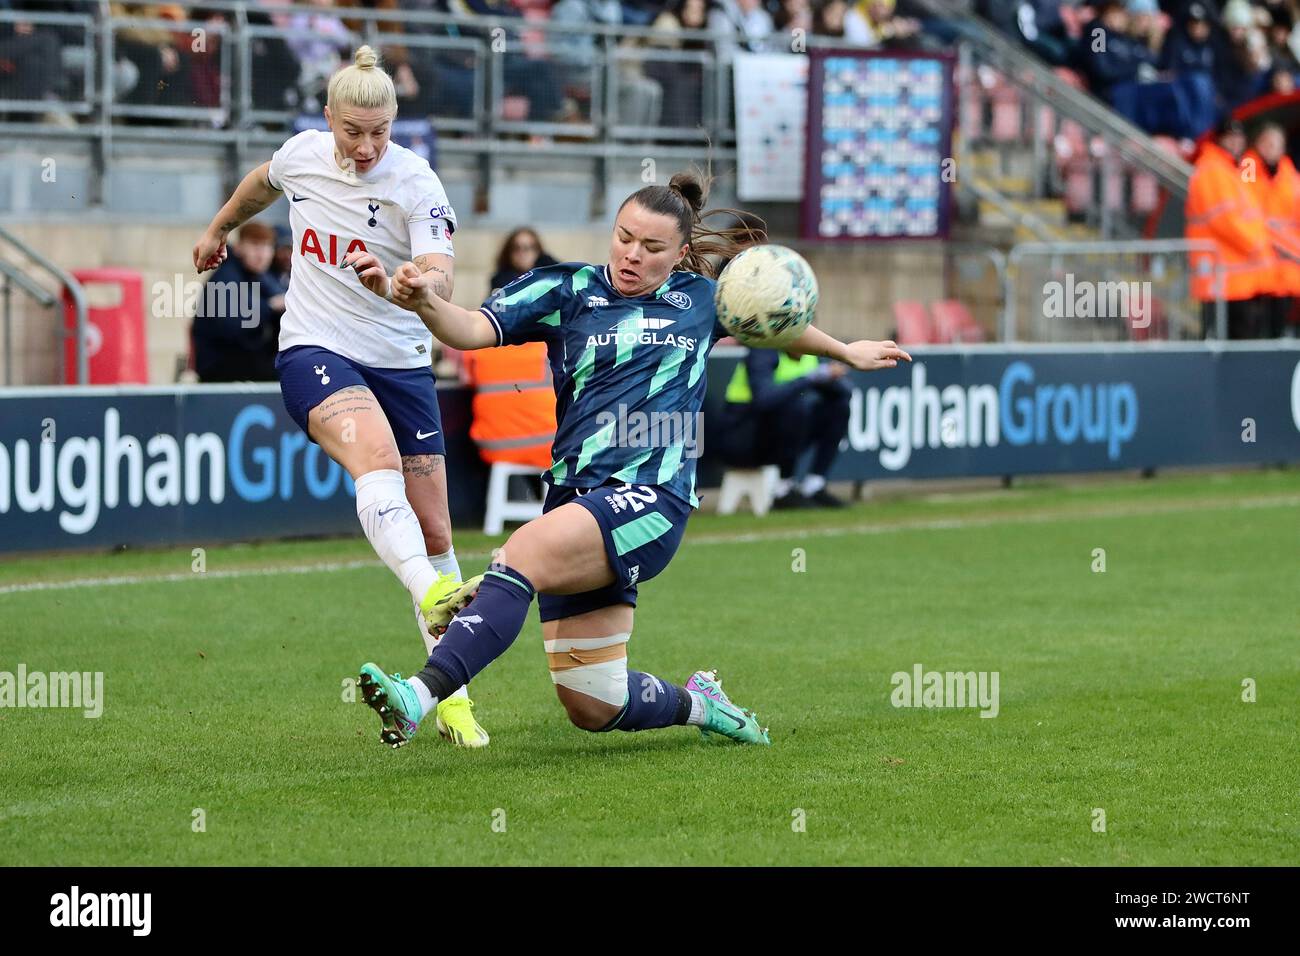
[686,690,707,726]
[408,676,437,719]
[800,473,826,496]
[355,469,438,605]
[429,546,461,582]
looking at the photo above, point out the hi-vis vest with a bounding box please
[1186,142,1276,302]
[724,353,819,404]
[463,342,556,469]
[1241,147,1300,296]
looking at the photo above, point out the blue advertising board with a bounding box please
[1,345,1298,554]
[700,343,1300,483]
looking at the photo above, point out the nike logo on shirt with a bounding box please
[292,193,308,202]
[416,429,439,440]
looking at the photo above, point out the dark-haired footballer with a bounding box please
[342,171,912,748]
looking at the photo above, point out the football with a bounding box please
[714,244,819,347]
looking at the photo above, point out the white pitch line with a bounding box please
[0,559,379,595]
[686,493,1300,546]
[0,493,1296,596]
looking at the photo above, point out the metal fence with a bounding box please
[1006,240,1225,342]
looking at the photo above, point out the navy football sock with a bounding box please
[598,671,692,732]
[415,567,535,702]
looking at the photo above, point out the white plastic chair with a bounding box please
[482,462,545,535]
[716,466,779,517]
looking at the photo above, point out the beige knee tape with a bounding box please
[546,633,630,707]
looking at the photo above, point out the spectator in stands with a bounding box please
[708,0,775,61]
[192,222,286,382]
[247,6,301,117]
[622,0,670,27]
[646,0,710,129]
[1242,122,1300,335]
[1266,4,1300,74]
[110,3,194,111]
[773,0,814,49]
[334,1,443,121]
[490,227,559,294]
[442,0,566,123]
[1185,118,1278,338]
[285,0,353,112]
[720,349,853,509]
[844,0,922,48]
[814,0,850,38]
[549,0,622,66]
[1077,0,1217,139]
[0,1,72,124]
[1127,0,1169,57]
[1159,3,1221,78]
[975,0,1073,66]
[551,0,663,126]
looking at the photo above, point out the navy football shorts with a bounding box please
[275,344,446,457]
[537,480,692,622]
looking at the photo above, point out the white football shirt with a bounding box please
[267,129,457,369]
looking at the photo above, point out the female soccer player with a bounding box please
[191,46,489,747]
[346,172,911,747]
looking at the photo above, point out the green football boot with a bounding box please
[358,663,423,749]
[435,695,490,748]
[685,669,771,745]
[418,572,484,639]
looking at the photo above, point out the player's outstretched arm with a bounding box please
[387,260,498,350]
[782,324,912,372]
[193,161,281,273]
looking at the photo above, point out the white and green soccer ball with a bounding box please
[714,244,818,348]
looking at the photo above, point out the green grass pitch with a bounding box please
[1,469,1297,866]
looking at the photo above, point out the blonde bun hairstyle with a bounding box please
[327,45,397,114]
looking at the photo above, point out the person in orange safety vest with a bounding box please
[1185,118,1279,338]
[462,341,557,470]
[1240,122,1300,336]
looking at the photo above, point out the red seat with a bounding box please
[931,300,987,343]
[893,300,936,344]
[1053,67,1087,90]
[991,81,1022,142]
[1131,169,1160,213]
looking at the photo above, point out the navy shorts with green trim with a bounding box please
[537,480,692,622]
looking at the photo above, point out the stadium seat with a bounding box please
[990,81,1022,143]
[716,466,780,517]
[1130,169,1160,214]
[931,300,986,343]
[893,300,936,344]
[483,461,544,535]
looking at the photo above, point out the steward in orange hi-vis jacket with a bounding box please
[1240,124,1300,337]
[1186,119,1280,337]
[463,341,557,469]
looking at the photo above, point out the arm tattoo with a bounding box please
[402,454,443,479]
[414,255,453,300]
[218,196,272,234]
